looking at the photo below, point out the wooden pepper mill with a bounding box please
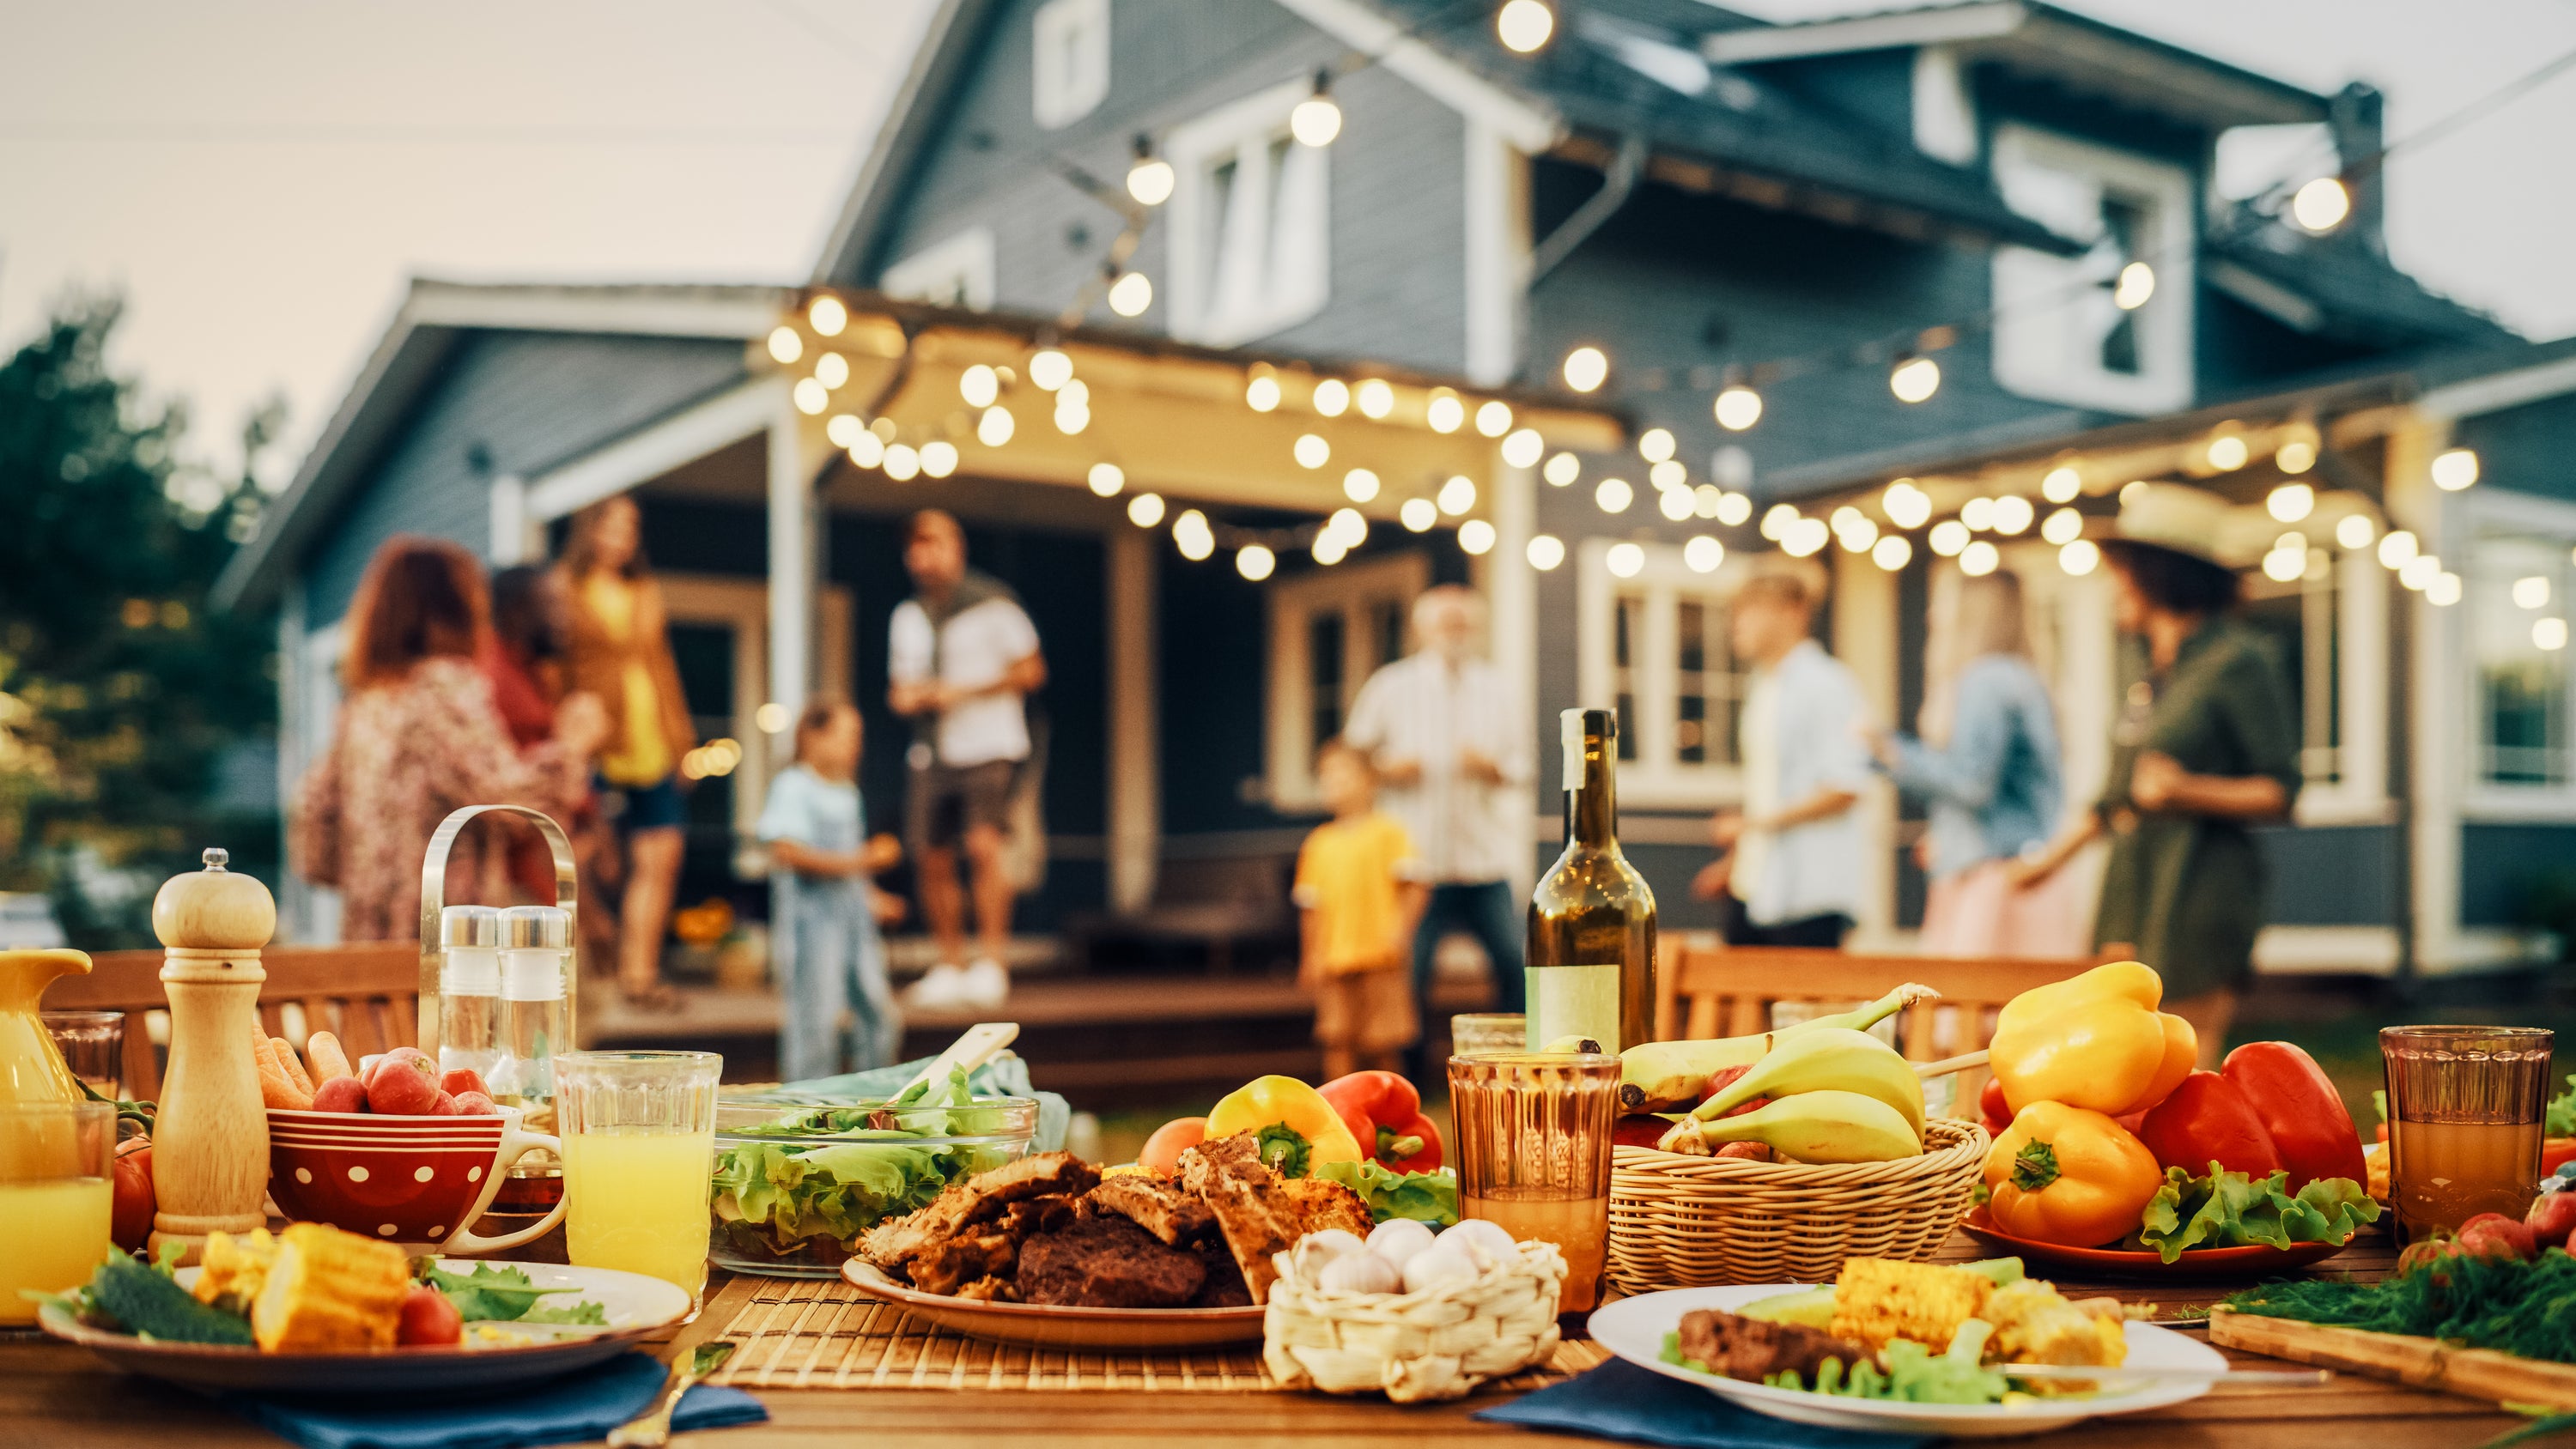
[149,847,276,1265]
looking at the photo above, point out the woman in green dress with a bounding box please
[2013,484,2300,1065]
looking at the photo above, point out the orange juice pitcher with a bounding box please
[0,948,92,1106]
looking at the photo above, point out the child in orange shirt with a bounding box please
[1295,738,1427,1079]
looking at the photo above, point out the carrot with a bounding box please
[256,1039,309,1111]
[305,1031,353,1083]
[271,1037,314,1096]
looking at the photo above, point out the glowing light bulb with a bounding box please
[1501,428,1544,468]
[2400,555,2439,591]
[1438,476,1476,515]
[806,295,846,336]
[2276,440,2316,474]
[1128,492,1165,528]
[920,440,958,477]
[1716,492,1751,526]
[1960,539,2000,577]
[1291,86,1342,148]
[814,352,850,389]
[1606,543,1644,579]
[1028,349,1073,391]
[1236,544,1275,580]
[1356,379,1394,420]
[1313,379,1349,417]
[1595,477,1632,514]
[1476,400,1513,437]
[1872,534,1912,572]
[2112,262,2155,311]
[847,432,885,468]
[1783,517,1831,557]
[1659,486,1694,521]
[2207,434,2249,471]
[1837,515,1880,552]
[1960,495,1995,532]
[1543,452,1580,487]
[2292,176,2350,233]
[1882,480,1932,530]
[1991,495,2034,536]
[1562,346,1608,393]
[2041,507,2083,545]
[1639,427,1675,464]
[1327,507,1367,547]
[1088,463,1124,497]
[1313,532,1348,566]
[1891,355,1941,403]
[2042,466,2081,503]
[883,443,920,481]
[1245,373,1280,411]
[1294,433,1330,469]
[1760,503,1797,541]
[827,414,863,448]
[1714,385,1762,431]
[2378,530,2418,569]
[2059,539,2099,576]
[960,363,999,408]
[1694,484,1723,519]
[1497,0,1554,53]
[2335,513,2374,550]
[1174,510,1214,561]
[2432,447,2480,491]
[769,325,804,364]
[1400,497,1437,532]
[793,378,829,415]
[977,406,1014,446]
[1458,518,1497,555]
[1929,518,1969,556]
[1527,532,1566,570]
[1107,270,1154,317]
[1127,152,1175,207]
[1343,468,1380,503]
[2427,572,2463,607]
[1425,391,1463,433]
[1054,402,1091,434]
[2268,482,2315,523]
[2263,544,2307,583]
[2515,576,2552,610]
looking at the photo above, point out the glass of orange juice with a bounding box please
[555,1051,721,1306]
[2,1101,116,1325]
[2382,1026,2554,1245]
[1448,1051,1619,1313]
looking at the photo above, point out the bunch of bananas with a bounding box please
[1615,985,1938,1166]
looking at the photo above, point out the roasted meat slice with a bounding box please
[951,1276,1018,1302]
[1086,1175,1215,1246]
[1016,1215,1208,1308]
[1186,1236,1253,1308]
[1178,1135,1303,1306]
[860,1152,1100,1270]
[908,1230,1021,1297]
[1677,1309,1873,1385]
[1279,1176,1372,1241]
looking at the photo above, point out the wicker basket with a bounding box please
[1262,1240,1566,1403]
[1607,1119,1990,1289]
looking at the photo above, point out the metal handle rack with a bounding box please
[415,803,577,1060]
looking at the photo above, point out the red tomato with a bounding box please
[1138,1117,1207,1176]
[439,1069,489,1100]
[2137,1071,2283,1179]
[397,1285,463,1347]
[111,1138,155,1252]
[2527,1189,2576,1250]
[1978,1076,2011,1134]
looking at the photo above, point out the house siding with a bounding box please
[2257,823,2401,926]
[302,330,746,626]
[2460,822,2576,929]
[2453,391,2576,505]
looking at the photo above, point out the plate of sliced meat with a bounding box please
[843,1134,1374,1349]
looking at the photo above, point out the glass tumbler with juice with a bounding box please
[1449,1051,1619,1313]
[2382,1026,2554,1244]
[556,1050,721,1302]
[1,1101,115,1325]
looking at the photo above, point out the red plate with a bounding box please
[1960,1208,2354,1276]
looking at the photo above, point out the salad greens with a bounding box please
[1661,1324,2013,1405]
[709,1067,1010,1269]
[2135,1164,2379,1264]
[419,1263,606,1325]
[1313,1159,1458,1226]
[2546,1075,2576,1137]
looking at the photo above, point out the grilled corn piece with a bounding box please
[1829,1258,1994,1353]
[250,1222,412,1353]
[192,1227,280,1312]
[1986,1279,2126,1370]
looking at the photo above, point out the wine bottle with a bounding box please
[1526,707,1657,1052]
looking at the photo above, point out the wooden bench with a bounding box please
[42,944,419,1100]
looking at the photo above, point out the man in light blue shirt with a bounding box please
[1692,569,1869,947]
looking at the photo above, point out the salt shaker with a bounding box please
[148,848,274,1264]
[493,905,572,1121]
[437,905,503,1083]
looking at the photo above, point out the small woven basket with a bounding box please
[1607,1119,1990,1289]
[1262,1240,1566,1404]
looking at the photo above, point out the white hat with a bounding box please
[2113,482,2233,567]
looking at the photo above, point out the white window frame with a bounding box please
[1164,80,1332,347]
[880,227,996,312]
[1030,0,1110,130]
[2459,488,2576,821]
[1990,124,2195,416]
[1574,539,1755,809]
[1265,550,1429,812]
[659,573,854,864]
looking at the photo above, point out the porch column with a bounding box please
[1107,528,1160,913]
[767,385,815,730]
[1833,548,1898,947]
[2390,414,2456,976]
[1489,454,1539,897]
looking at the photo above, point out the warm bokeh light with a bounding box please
[1882,480,1932,530]
[2432,447,2480,491]
[1527,532,1566,570]
[1595,477,1632,513]
[1476,400,1513,437]
[814,353,849,389]
[1684,535,1724,573]
[1314,379,1350,417]
[1438,475,1477,515]
[1607,542,1644,579]
[1236,544,1275,581]
[1544,452,1580,487]
[2292,176,2351,233]
[2207,434,2249,471]
[1343,468,1380,502]
[768,325,804,364]
[1714,385,1762,432]
[807,296,847,336]
[1562,346,1608,392]
[2335,512,2374,550]
[2041,507,2083,545]
[2042,466,2081,503]
[1458,518,1497,555]
[1294,433,1330,469]
[1357,379,1395,420]
[2059,539,2099,576]
[920,440,958,477]
[2275,440,2316,474]
[976,406,1014,447]
[1501,427,1545,468]
[1497,0,1555,53]
[1890,355,1940,403]
[1107,270,1153,317]
[1929,518,1969,556]
[1127,492,1166,527]
[1639,427,1675,463]
[1959,539,1999,576]
[1245,373,1281,412]
[1088,462,1124,497]
[1991,495,2034,536]
[1400,497,1438,532]
[960,363,999,408]
[1425,391,1464,433]
[2267,482,2314,523]
[1872,534,1912,572]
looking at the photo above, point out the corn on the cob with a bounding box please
[1985,1280,2126,1370]
[250,1223,412,1353]
[193,1227,280,1310]
[1828,1258,1993,1353]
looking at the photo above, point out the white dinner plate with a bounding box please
[1588,1283,2227,1439]
[39,1258,692,1397]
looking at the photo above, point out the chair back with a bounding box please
[42,943,419,1100]
[1654,938,2089,1070]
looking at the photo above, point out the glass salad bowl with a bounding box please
[708,1090,1039,1277]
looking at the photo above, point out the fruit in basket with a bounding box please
[1982,1101,2163,1247]
[2219,1042,2365,1191]
[312,1076,368,1113]
[450,1090,499,1116]
[366,1058,442,1116]
[1689,1028,1925,1136]
[2137,1070,2281,1179]
[1678,1089,1922,1164]
[2529,1185,2576,1250]
[1617,983,1937,1111]
[1989,961,2194,1118]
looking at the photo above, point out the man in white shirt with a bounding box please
[1343,586,1533,1078]
[888,511,1046,1009]
[1692,567,1868,947]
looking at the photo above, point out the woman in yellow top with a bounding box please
[558,494,696,1009]
[1294,739,1428,1080]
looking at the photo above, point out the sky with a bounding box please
[3,0,2573,482]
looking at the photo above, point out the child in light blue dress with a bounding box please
[757,699,902,1081]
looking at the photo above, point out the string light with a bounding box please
[1684,535,1724,573]
[827,415,864,448]
[1126,134,1175,206]
[1400,497,1438,531]
[960,363,999,408]
[1294,433,1330,469]
[1562,346,1608,393]
[1313,531,1348,566]
[1716,491,1752,526]
[1174,509,1215,561]
[2292,176,2351,233]
[2433,447,2481,490]
[814,353,850,389]
[2263,537,2307,582]
[768,325,804,364]
[1607,542,1646,579]
[1458,518,1497,555]
[1236,543,1276,580]
[1128,492,1166,527]
[2207,434,2249,471]
[1659,487,1694,521]
[1501,428,1544,468]
[1890,355,1941,403]
[1760,503,1798,541]
[807,295,846,336]
[1355,379,1394,419]
[1782,517,1831,557]
[1595,477,1633,513]
[1649,459,1686,491]
[1344,468,1380,502]
[2427,572,2462,607]
[1960,539,2000,576]
[1714,384,1762,431]
[2059,539,2099,575]
[1107,270,1154,317]
[1029,348,1073,391]
[1088,462,1124,497]
[920,440,958,477]
[2276,440,2316,474]
[884,443,921,481]
[1290,70,1342,147]
[977,406,1014,446]
[2267,482,2315,522]
[1314,379,1350,416]
[1245,373,1281,411]
[2378,530,2418,569]
[1438,476,1476,514]
[1960,496,1995,531]
[1543,452,1581,487]
[2400,554,2440,591]
[1882,479,1932,530]
[1496,0,1554,53]
[2112,262,2155,311]
[1527,533,1566,570]
[1691,484,1722,519]
[2515,575,2552,609]
[870,416,896,441]
[1990,495,2033,535]
[2042,466,2082,503]
[2336,513,2374,549]
[1476,400,1513,436]
[1425,390,1464,433]
[1929,518,1969,556]
[2041,507,2083,545]
[1835,512,1880,553]
[1327,507,1368,548]
[1872,534,1912,571]
[1639,427,1676,463]
[1055,379,1091,431]
[793,378,829,415]
[847,432,885,468]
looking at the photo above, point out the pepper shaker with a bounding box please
[149,848,275,1264]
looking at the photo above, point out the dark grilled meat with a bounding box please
[1677,1309,1873,1385]
[1087,1174,1216,1246]
[1015,1214,1207,1308]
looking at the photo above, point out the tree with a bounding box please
[0,295,280,946]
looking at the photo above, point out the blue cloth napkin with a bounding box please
[1476,1358,1931,1449]
[226,1351,768,1449]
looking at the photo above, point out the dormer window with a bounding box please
[1031,0,1109,130]
[1164,81,1330,347]
[1990,124,2193,415]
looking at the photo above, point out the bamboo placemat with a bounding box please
[704,1276,1612,1392]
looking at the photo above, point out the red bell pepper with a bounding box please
[1318,1070,1443,1173]
[2137,1070,2283,1179]
[2221,1041,2366,1191]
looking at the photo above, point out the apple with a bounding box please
[2527,1190,2576,1251]
[449,1091,500,1117]
[365,1058,442,1116]
[440,1068,489,1100]
[1698,1064,1768,1119]
[313,1076,370,1114]
[2458,1212,2537,1262]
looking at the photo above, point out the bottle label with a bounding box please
[1525,963,1621,1054]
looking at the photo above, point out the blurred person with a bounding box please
[888,510,1044,1011]
[558,494,696,1011]
[1865,567,2084,956]
[1692,566,1868,948]
[482,565,593,906]
[1343,585,1530,1082]
[2011,484,2299,1063]
[1295,738,1426,1081]
[291,537,604,941]
[758,698,905,1081]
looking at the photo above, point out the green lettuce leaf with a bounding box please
[423,1263,586,1322]
[2547,1075,2576,1137]
[706,1067,999,1258]
[1312,1159,1458,1225]
[2136,1163,2379,1264]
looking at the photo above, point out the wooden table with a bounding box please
[0,1227,2531,1448]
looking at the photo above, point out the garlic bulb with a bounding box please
[1365,1218,1437,1269]
[1289,1228,1368,1284]
[1400,1240,1482,1294]
[1440,1218,1516,1267]
[1317,1251,1403,1295]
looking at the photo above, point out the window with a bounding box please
[656,575,853,874]
[2471,534,2573,790]
[1030,0,1109,130]
[2243,555,2344,790]
[1577,541,1750,807]
[1990,125,2193,415]
[1265,551,1428,810]
[880,227,996,312]
[1165,82,1330,346]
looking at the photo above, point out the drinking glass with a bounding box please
[1448,1052,1619,1313]
[554,1050,721,1302]
[2382,1026,2554,1244]
[0,1101,116,1325]
[41,1011,125,1101]
[1450,1013,1527,1057]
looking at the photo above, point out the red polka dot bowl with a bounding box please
[266,1105,565,1254]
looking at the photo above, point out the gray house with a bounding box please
[222,0,2574,981]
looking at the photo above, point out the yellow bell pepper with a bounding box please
[1202,1075,1363,1177]
[1988,961,2195,1117]
[1984,1101,2165,1247]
